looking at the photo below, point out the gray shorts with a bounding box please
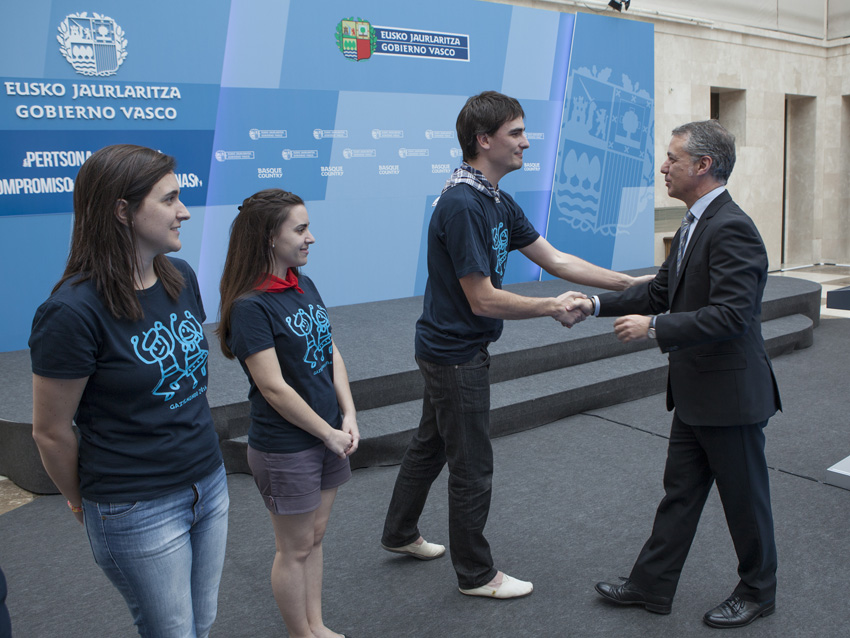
[247,443,351,515]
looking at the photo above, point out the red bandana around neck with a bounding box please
[254,268,304,294]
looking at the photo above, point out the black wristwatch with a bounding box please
[647,316,657,339]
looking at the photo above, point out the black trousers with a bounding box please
[629,413,777,603]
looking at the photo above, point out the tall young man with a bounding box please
[381,91,650,598]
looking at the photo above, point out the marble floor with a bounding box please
[0,478,35,516]
[2,265,848,516]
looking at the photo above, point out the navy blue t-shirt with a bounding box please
[227,275,342,454]
[415,184,539,364]
[29,258,222,502]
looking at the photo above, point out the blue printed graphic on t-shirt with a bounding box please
[492,221,509,278]
[285,303,333,375]
[131,310,209,401]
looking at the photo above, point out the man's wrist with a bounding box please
[647,315,657,339]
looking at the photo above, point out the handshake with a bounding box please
[552,289,655,343]
[553,291,594,328]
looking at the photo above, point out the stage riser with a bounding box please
[224,314,813,474]
[0,273,821,495]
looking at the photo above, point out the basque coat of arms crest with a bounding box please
[57,12,127,76]
[335,18,376,61]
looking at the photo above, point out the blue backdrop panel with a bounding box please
[325,92,465,199]
[0,3,53,78]
[506,190,553,284]
[0,1,229,350]
[1,130,213,216]
[281,1,512,94]
[195,1,584,318]
[501,7,565,101]
[0,213,74,351]
[205,88,340,204]
[300,196,431,304]
[41,1,231,84]
[543,12,654,278]
[220,0,290,89]
[0,83,221,132]
[0,1,654,352]
[197,203,241,317]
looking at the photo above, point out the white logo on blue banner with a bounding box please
[554,67,652,236]
[373,25,470,61]
[425,130,454,140]
[372,129,404,139]
[215,150,254,162]
[249,129,287,140]
[313,129,349,140]
[57,12,128,77]
[281,150,319,160]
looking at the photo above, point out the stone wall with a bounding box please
[487,0,850,268]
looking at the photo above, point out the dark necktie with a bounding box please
[677,210,695,275]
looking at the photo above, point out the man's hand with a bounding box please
[613,315,652,342]
[558,291,592,313]
[569,297,594,317]
[554,291,591,327]
[555,307,587,328]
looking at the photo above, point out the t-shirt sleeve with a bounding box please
[228,298,275,362]
[507,198,540,250]
[29,300,99,379]
[441,197,491,280]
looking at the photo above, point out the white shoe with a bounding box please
[381,538,446,560]
[459,574,534,599]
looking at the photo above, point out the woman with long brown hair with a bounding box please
[30,144,228,638]
[218,189,358,638]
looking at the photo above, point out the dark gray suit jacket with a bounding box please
[598,190,781,426]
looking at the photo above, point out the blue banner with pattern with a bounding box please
[0,0,653,351]
[543,12,655,276]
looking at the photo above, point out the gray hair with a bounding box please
[672,120,736,183]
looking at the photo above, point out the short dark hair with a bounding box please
[672,120,736,183]
[456,91,525,161]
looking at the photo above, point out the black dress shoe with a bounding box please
[703,594,775,629]
[594,578,672,614]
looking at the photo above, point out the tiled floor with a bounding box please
[3,265,847,516]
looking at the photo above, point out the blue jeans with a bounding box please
[83,464,229,638]
[382,347,496,589]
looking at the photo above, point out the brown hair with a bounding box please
[217,189,306,359]
[456,91,525,162]
[54,144,184,320]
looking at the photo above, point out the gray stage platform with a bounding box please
[0,270,821,493]
[2,315,849,638]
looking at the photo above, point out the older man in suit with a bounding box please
[579,120,781,629]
